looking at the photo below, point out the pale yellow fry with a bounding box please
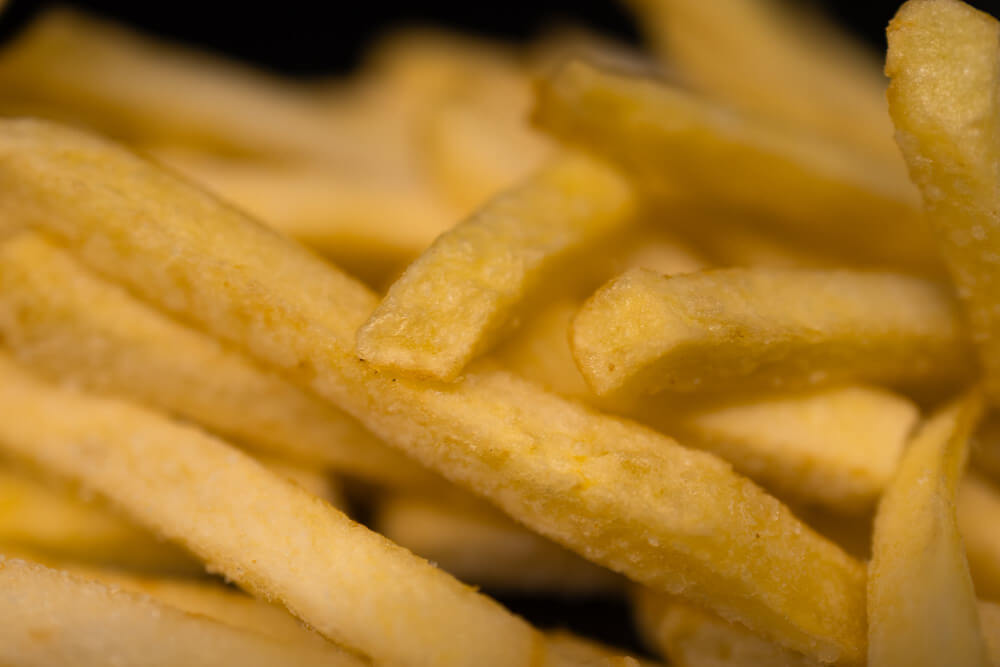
[0,465,199,574]
[0,233,428,486]
[0,119,867,664]
[0,10,380,170]
[0,557,362,667]
[886,0,1000,405]
[357,153,636,381]
[958,472,1000,601]
[868,392,990,666]
[626,0,900,162]
[534,62,939,272]
[658,386,919,513]
[153,149,458,284]
[0,356,547,667]
[633,588,821,667]
[571,267,970,399]
[375,493,622,594]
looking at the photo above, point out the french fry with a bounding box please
[0,464,200,574]
[0,10,382,170]
[357,153,636,381]
[633,588,821,666]
[374,493,622,594]
[0,557,363,667]
[867,392,990,666]
[534,62,939,272]
[979,600,1000,666]
[544,630,658,666]
[0,232,430,487]
[0,354,547,667]
[570,267,970,399]
[0,119,868,664]
[886,0,1000,405]
[626,0,901,163]
[958,472,1000,601]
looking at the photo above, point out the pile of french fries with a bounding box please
[2,0,1000,664]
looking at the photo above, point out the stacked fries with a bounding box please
[2,0,1000,664]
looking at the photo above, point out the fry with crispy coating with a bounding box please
[534,62,938,271]
[868,392,990,666]
[0,119,868,664]
[0,232,428,486]
[571,267,970,399]
[358,153,635,381]
[375,492,622,594]
[0,557,363,667]
[0,354,547,667]
[886,0,1000,405]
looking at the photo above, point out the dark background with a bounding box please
[1,0,999,76]
[2,0,998,656]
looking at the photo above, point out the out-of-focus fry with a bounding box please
[0,557,363,667]
[0,119,868,664]
[0,464,199,574]
[0,354,547,667]
[544,630,658,666]
[867,392,989,667]
[626,0,900,162]
[657,387,919,513]
[0,10,385,170]
[358,153,635,381]
[374,493,622,594]
[0,232,430,487]
[534,62,938,272]
[153,150,458,285]
[958,472,1000,601]
[886,0,1000,406]
[979,600,1000,666]
[633,588,820,667]
[571,267,970,399]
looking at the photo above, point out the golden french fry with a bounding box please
[868,392,990,666]
[357,153,636,381]
[375,493,622,594]
[0,464,199,574]
[534,62,939,272]
[886,0,1000,405]
[626,0,900,162]
[0,354,547,667]
[152,150,458,285]
[0,119,868,664]
[958,472,1000,601]
[544,630,659,666]
[633,588,821,666]
[0,10,383,170]
[0,232,429,487]
[571,267,970,399]
[0,557,363,667]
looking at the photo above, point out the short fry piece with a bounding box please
[0,120,867,664]
[868,392,990,666]
[633,588,821,667]
[357,153,635,381]
[534,62,938,272]
[571,267,970,398]
[0,232,428,486]
[375,493,622,594]
[0,557,362,667]
[886,0,1000,405]
[0,355,544,667]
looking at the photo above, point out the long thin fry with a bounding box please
[571,267,970,399]
[357,153,635,381]
[0,119,867,664]
[534,62,938,272]
[886,0,1000,405]
[867,392,990,666]
[0,557,363,667]
[0,232,428,486]
[0,354,547,667]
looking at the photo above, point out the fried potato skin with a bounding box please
[0,119,867,665]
